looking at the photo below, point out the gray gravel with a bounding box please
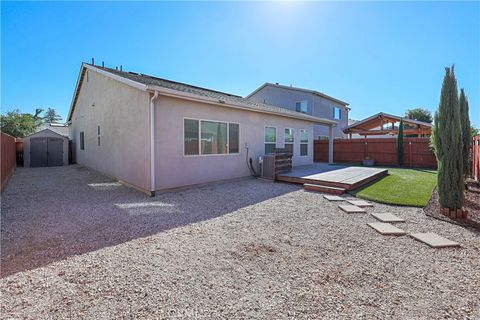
[1,165,479,319]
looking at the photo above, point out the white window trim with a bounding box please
[284,128,294,154]
[264,126,277,153]
[183,117,241,157]
[299,129,309,157]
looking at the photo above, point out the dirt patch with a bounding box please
[424,182,480,230]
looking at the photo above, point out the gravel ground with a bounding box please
[1,165,479,319]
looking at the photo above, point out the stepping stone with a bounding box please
[367,222,406,236]
[409,232,460,248]
[371,212,405,223]
[323,195,345,201]
[339,204,366,213]
[347,200,374,207]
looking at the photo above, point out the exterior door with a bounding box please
[47,138,63,167]
[30,138,48,167]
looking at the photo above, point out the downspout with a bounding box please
[150,90,159,197]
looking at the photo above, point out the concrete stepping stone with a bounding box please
[409,232,460,248]
[371,212,405,223]
[347,200,374,207]
[323,195,345,201]
[339,204,366,213]
[367,222,406,236]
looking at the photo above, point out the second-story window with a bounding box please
[333,106,342,120]
[296,101,308,113]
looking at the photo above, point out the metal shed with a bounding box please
[23,129,69,167]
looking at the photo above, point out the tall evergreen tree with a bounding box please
[432,66,464,209]
[397,119,404,166]
[459,89,471,178]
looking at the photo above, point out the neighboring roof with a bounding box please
[24,128,68,139]
[246,82,350,107]
[38,123,69,137]
[67,63,338,126]
[342,112,432,135]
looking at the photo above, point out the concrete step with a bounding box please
[304,183,346,195]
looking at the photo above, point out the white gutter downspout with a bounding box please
[150,90,159,197]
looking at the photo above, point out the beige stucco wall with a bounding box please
[23,130,69,167]
[154,96,315,190]
[70,69,151,192]
[248,85,348,139]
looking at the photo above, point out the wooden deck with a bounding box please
[277,165,388,191]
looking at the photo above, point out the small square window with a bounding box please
[296,101,308,113]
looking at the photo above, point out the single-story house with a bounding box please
[23,129,69,167]
[67,63,337,195]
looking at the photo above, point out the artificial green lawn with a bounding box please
[351,168,437,207]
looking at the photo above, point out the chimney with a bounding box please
[91,57,95,65]
[115,66,118,70]
[102,61,104,68]
[120,65,122,71]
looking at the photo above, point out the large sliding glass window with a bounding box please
[201,121,227,154]
[284,128,294,154]
[184,119,239,155]
[300,129,308,156]
[264,127,276,154]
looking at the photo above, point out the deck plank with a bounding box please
[277,165,388,190]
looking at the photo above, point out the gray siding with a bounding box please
[248,85,349,139]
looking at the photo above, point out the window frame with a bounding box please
[97,125,101,146]
[284,128,294,154]
[296,101,308,113]
[80,131,85,150]
[264,126,277,154]
[299,129,309,156]
[332,106,342,120]
[183,117,240,157]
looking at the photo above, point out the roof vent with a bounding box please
[275,82,279,85]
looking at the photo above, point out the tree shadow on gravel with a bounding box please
[0,166,298,278]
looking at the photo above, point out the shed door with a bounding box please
[47,138,63,167]
[30,138,48,167]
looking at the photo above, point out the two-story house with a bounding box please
[246,83,350,139]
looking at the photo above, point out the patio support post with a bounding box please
[328,125,334,164]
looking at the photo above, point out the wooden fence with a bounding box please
[472,135,480,181]
[314,138,437,168]
[1,133,17,191]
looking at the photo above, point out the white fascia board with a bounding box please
[146,85,337,126]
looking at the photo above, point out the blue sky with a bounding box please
[1,1,479,127]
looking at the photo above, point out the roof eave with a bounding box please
[146,85,337,126]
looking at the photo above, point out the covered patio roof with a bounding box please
[343,112,432,137]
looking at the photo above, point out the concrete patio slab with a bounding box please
[371,212,405,223]
[367,222,406,235]
[323,195,345,201]
[409,233,461,248]
[347,200,374,207]
[339,204,366,213]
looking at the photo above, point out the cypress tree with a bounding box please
[397,119,404,166]
[432,66,464,209]
[459,89,471,178]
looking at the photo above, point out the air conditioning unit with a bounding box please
[261,154,276,180]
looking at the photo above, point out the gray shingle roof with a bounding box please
[97,66,337,125]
